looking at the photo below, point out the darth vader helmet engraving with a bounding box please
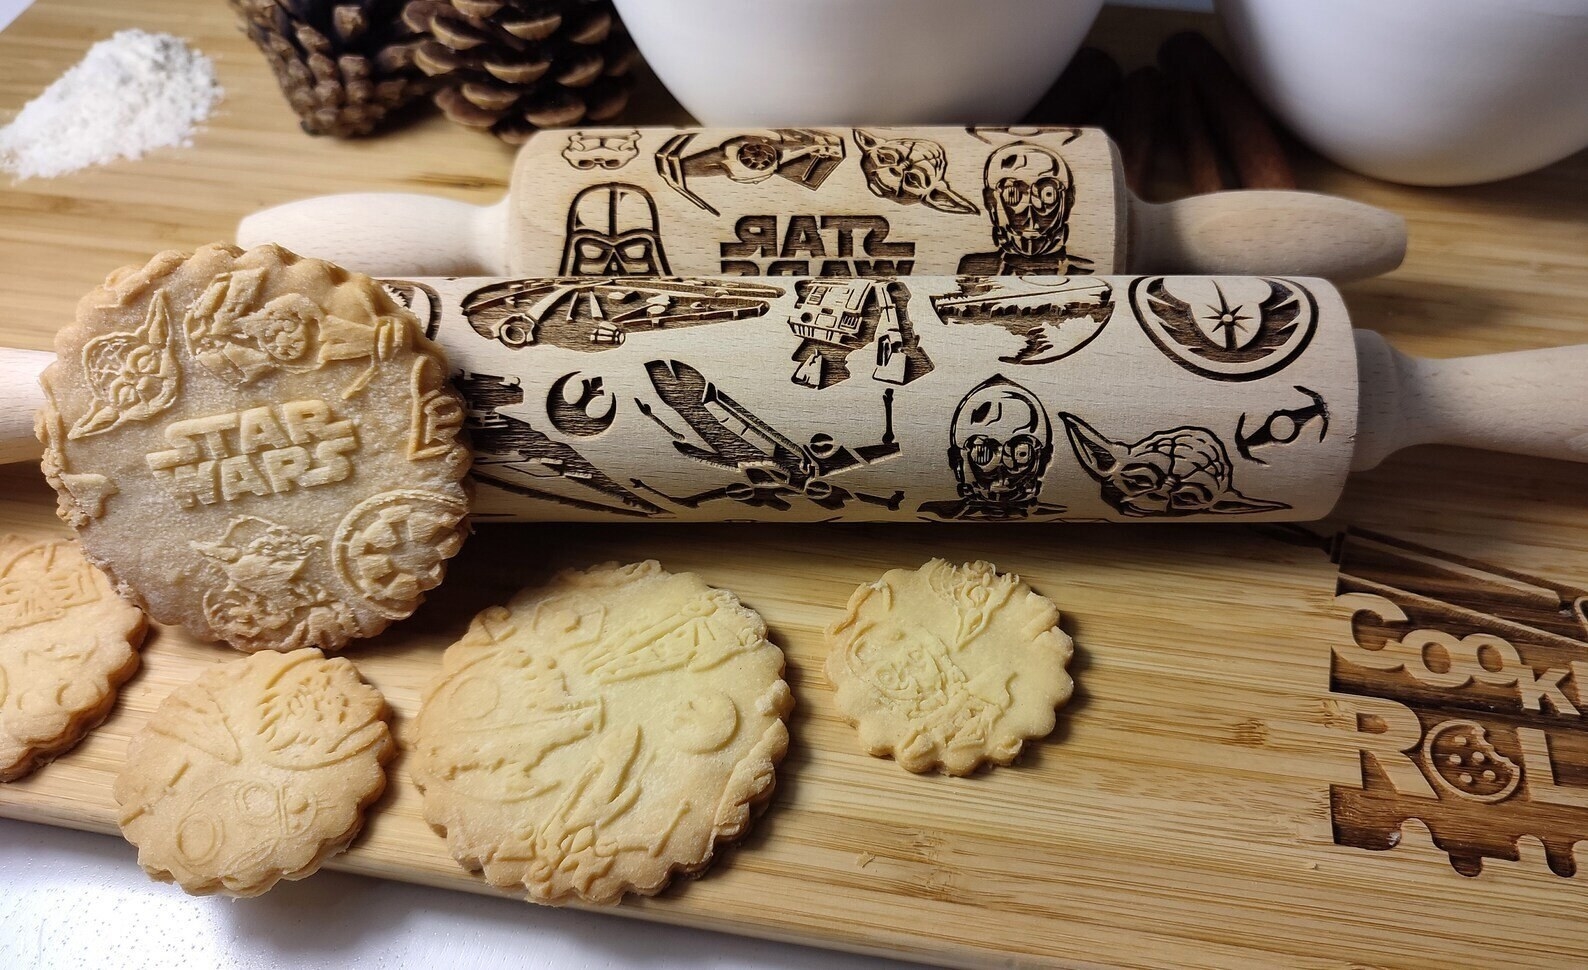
[560,183,672,276]
[947,375,1053,510]
[983,142,1074,258]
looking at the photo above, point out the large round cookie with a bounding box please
[826,558,1075,775]
[414,561,793,905]
[39,244,471,652]
[0,535,146,781]
[114,648,393,897]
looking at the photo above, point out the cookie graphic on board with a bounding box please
[826,559,1074,775]
[38,244,471,652]
[114,648,393,897]
[413,561,793,905]
[0,535,146,781]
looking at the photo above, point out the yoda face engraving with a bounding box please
[852,129,978,215]
[1059,413,1290,517]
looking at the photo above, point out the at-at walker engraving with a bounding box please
[785,278,933,390]
[632,359,904,514]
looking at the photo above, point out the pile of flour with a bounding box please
[0,29,222,179]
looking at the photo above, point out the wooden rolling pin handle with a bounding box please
[0,348,50,465]
[1353,330,1588,470]
[1130,191,1406,282]
[236,194,510,277]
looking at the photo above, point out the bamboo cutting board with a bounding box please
[5,2,1588,968]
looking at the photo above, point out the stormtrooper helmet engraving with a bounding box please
[559,183,671,276]
[946,375,1053,510]
[983,142,1074,258]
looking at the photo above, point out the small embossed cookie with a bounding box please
[114,648,393,896]
[0,535,146,781]
[826,559,1074,775]
[39,244,471,652]
[413,561,793,905]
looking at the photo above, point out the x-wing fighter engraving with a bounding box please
[633,359,903,513]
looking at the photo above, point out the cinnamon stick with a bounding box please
[1026,47,1124,126]
[1159,31,1295,190]
[1102,66,1168,197]
[1165,60,1230,195]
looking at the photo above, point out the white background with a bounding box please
[0,2,1207,968]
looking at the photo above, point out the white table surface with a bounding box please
[0,2,1209,967]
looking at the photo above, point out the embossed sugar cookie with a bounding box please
[114,648,393,897]
[0,535,146,781]
[414,561,793,905]
[39,244,470,652]
[826,559,1074,775]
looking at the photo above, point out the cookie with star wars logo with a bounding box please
[114,648,393,896]
[0,534,147,782]
[38,244,471,652]
[826,559,1074,775]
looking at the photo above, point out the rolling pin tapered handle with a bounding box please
[0,348,50,465]
[1130,191,1407,282]
[236,194,510,277]
[1353,330,1588,470]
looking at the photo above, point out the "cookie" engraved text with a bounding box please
[146,399,357,508]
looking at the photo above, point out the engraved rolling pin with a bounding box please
[236,126,1406,281]
[3,273,1585,524]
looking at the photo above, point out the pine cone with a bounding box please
[231,0,429,137]
[402,0,639,144]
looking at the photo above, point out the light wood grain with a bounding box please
[237,124,1404,280]
[4,2,1588,968]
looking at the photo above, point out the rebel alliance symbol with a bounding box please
[918,375,1064,522]
[547,371,618,437]
[1132,277,1317,381]
[71,289,181,439]
[1060,413,1291,517]
[853,129,978,215]
[1236,386,1330,464]
[560,183,671,276]
[562,130,640,170]
[656,129,845,216]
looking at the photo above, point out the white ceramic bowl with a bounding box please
[612,0,1107,125]
[1217,0,1588,186]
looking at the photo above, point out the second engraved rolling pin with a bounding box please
[3,272,1584,523]
[236,126,1407,281]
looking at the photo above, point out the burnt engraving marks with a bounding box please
[1060,414,1290,517]
[657,129,845,215]
[919,376,1063,521]
[633,360,902,514]
[1328,530,1588,876]
[1132,277,1317,381]
[786,279,933,389]
[931,276,1114,365]
[463,278,782,351]
[853,129,978,215]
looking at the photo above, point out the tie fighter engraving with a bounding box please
[632,359,903,513]
[655,129,846,216]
